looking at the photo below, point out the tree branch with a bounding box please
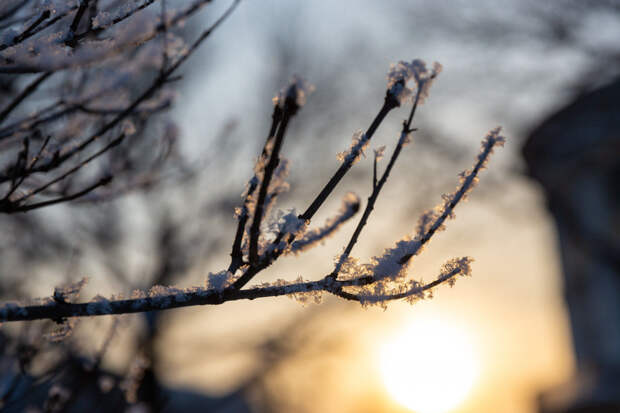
[0,265,466,323]
[300,91,399,222]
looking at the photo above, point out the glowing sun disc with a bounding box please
[379,318,478,413]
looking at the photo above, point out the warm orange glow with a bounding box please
[379,317,479,413]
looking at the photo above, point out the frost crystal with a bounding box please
[440,257,474,286]
[335,255,372,280]
[369,236,422,281]
[333,128,506,309]
[337,130,369,164]
[274,208,307,235]
[207,270,234,291]
[386,59,442,104]
[343,256,471,309]
[263,208,308,255]
[53,277,88,303]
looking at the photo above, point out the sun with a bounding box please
[379,317,479,413]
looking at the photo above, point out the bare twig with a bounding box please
[12,133,126,205]
[9,10,51,45]
[1,175,112,213]
[300,92,399,222]
[248,96,297,264]
[0,72,52,124]
[229,105,283,273]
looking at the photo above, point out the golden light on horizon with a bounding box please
[379,317,479,413]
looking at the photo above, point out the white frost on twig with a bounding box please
[334,128,506,307]
[206,270,235,291]
[368,236,422,281]
[258,277,323,305]
[386,59,442,104]
[273,208,307,235]
[261,208,308,255]
[441,257,474,287]
[337,130,369,164]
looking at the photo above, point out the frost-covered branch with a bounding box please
[331,61,441,278]
[0,260,471,322]
[299,91,399,222]
[331,257,472,305]
[0,57,505,323]
[228,77,404,291]
[397,127,506,265]
[329,128,505,298]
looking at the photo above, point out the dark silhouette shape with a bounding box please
[524,78,620,413]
